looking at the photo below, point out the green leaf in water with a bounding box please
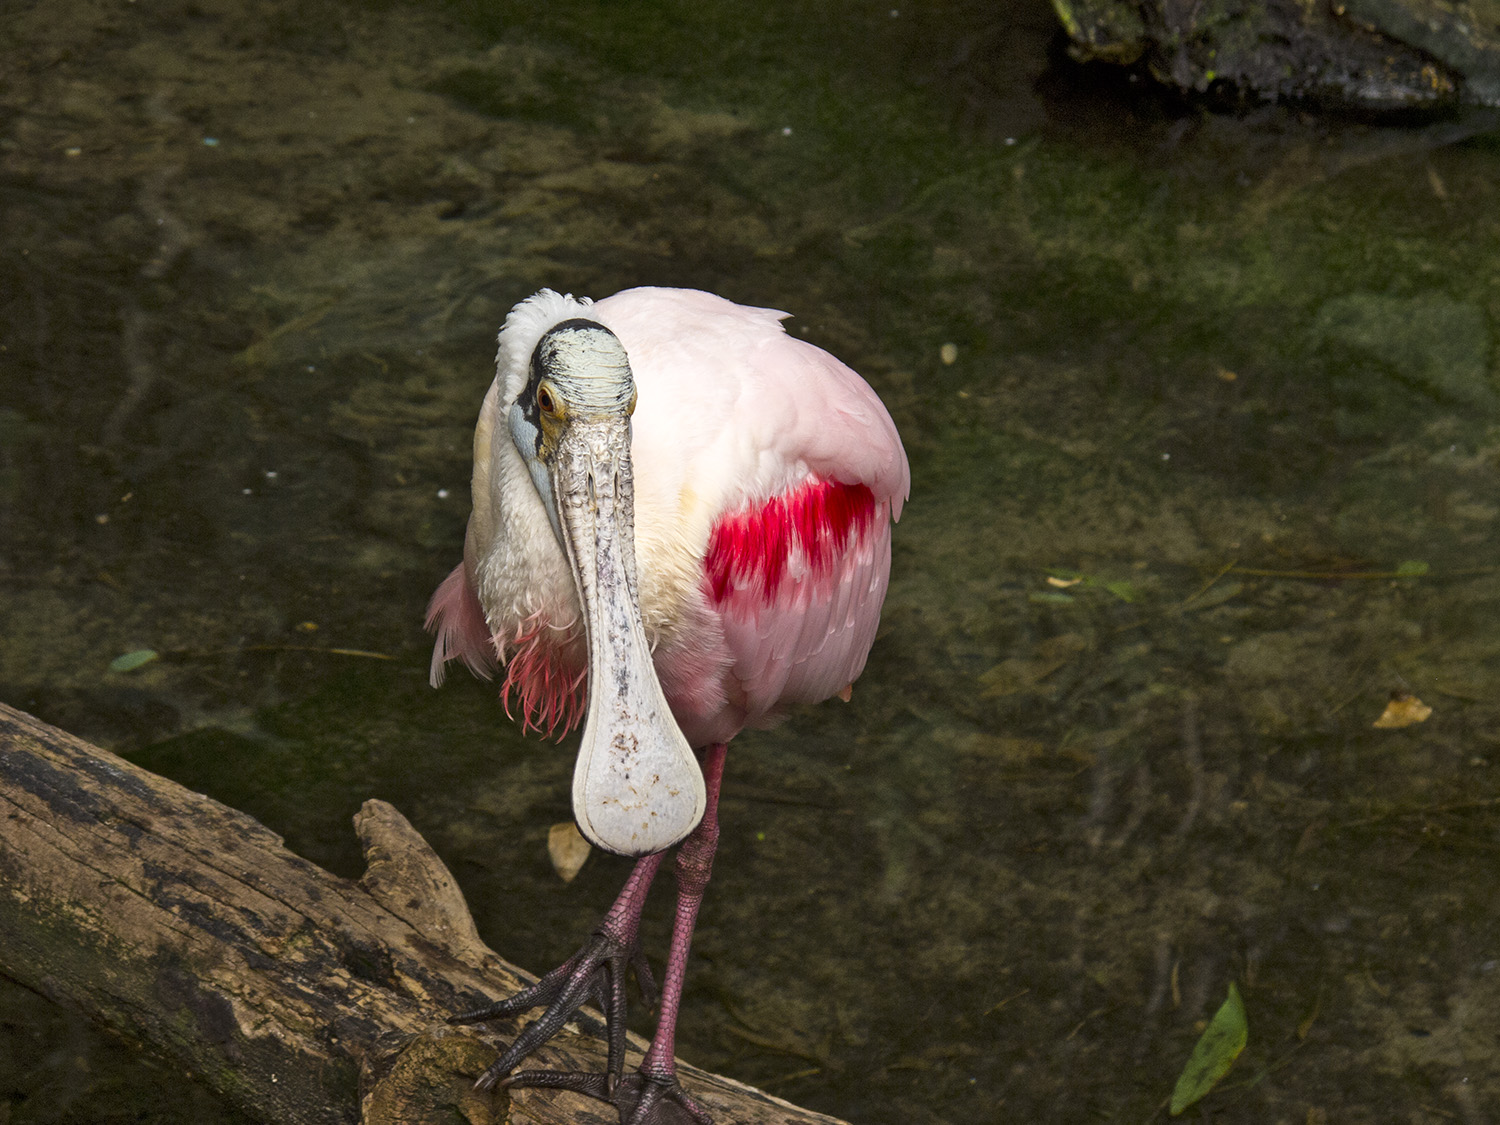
[1104,580,1140,603]
[1170,981,1248,1115]
[1394,560,1429,578]
[109,649,159,673]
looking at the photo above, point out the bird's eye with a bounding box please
[537,384,556,414]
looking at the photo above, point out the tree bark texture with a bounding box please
[0,703,847,1125]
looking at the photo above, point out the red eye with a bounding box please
[537,385,555,414]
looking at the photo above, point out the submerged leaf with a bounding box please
[109,649,159,673]
[1170,982,1248,1115]
[1180,580,1243,613]
[1394,560,1429,578]
[1028,592,1075,605]
[979,632,1088,697]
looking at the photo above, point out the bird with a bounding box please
[425,285,908,1125]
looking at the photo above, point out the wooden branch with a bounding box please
[0,703,848,1125]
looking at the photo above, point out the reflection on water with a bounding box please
[4,0,1500,1122]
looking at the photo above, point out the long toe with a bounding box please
[502,1068,612,1100]
[454,929,645,1085]
[449,951,584,1026]
[504,1069,712,1125]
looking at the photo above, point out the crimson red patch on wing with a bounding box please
[705,478,877,604]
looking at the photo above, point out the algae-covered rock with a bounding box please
[1050,0,1500,111]
[1051,0,1147,64]
[1346,0,1500,106]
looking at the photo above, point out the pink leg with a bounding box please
[602,851,667,944]
[615,742,725,1125]
[503,744,728,1125]
[643,741,724,1074]
[454,849,666,1090]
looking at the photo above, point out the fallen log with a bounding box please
[0,702,847,1125]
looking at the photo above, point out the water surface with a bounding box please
[4,1,1500,1122]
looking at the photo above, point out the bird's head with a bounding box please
[507,320,636,544]
[505,315,705,858]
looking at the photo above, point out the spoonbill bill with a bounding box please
[426,286,908,1124]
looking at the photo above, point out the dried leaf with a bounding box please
[547,821,591,882]
[1372,693,1432,729]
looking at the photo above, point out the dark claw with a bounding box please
[453,929,650,1089]
[505,1070,712,1125]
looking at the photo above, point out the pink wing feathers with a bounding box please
[704,478,893,722]
[425,563,493,686]
[683,312,907,732]
[590,288,908,739]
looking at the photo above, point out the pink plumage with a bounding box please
[427,286,908,751]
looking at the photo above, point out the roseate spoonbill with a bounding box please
[426,286,908,1124]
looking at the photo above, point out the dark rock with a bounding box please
[1050,0,1500,111]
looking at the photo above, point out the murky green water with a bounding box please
[5,1,1500,1122]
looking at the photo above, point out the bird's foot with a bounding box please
[504,1068,712,1125]
[450,928,656,1091]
